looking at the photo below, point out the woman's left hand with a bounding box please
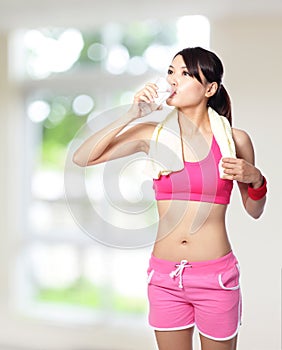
[222,157,263,188]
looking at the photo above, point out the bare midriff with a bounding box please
[152,199,232,262]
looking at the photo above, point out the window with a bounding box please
[12,15,210,324]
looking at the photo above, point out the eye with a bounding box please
[183,71,191,76]
[167,69,173,75]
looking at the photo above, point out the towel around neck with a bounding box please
[143,107,236,179]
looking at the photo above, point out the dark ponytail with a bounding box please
[175,47,232,126]
[208,84,232,125]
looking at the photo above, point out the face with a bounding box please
[166,54,210,111]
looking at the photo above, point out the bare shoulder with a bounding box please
[232,127,255,163]
[136,121,157,134]
[119,120,157,137]
[137,121,158,153]
[127,121,157,139]
[120,121,158,154]
[232,128,252,145]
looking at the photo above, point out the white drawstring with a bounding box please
[169,260,192,289]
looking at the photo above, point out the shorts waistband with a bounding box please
[149,251,237,274]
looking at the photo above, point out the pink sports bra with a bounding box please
[153,136,233,204]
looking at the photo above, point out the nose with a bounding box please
[170,81,177,92]
[167,76,177,88]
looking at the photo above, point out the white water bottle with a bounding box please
[154,77,173,106]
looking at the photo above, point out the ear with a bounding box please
[205,82,218,98]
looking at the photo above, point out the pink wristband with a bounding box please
[248,176,267,200]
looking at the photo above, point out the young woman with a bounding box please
[73,47,267,350]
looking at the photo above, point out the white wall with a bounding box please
[211,16,282,350]
[0,12,281,350]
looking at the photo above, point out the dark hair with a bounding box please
[174,47,232,125]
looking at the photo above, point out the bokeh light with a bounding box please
[105,44,130,75]
[87,42,107,62]
[72,94,95,116]
[24,28,84,79]
[27,100,50,122]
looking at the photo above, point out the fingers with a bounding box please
[222,158,241,171]
[134,83,158,104]
[221,173,236,181]
[222,166,237,177]
[221,157,238,164]
[221,157,240,180]
[221,162,235,170]
[221,157,256,183]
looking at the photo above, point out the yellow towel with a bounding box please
[144,107,236,179]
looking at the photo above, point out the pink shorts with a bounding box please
[147,251,242,341]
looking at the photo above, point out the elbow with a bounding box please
[251,212,263,220]
[248,208,264,220]
[245,197,266,220]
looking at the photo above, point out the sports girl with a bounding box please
[73,47,267,350]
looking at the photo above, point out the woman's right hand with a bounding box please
[128,82,161,119]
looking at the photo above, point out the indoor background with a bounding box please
[0,1,281,349]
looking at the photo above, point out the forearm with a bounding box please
[245,195,266,219]
[72,111,135,166]
[245,175,267,219]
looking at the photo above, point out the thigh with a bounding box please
[147,271,194,329]
[155,327,194,350]
[200,333,238,350]
[193,261,241,340]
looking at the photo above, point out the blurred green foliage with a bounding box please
[38,21,177,170]
[41,96,88,169]
[31,21,176,317]
[37,278,147,314]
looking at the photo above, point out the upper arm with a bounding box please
[87,122,156,166]
[232,128,255,164]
